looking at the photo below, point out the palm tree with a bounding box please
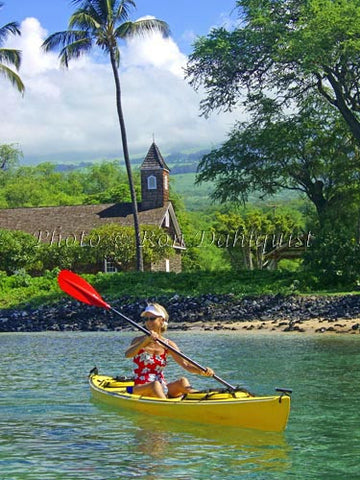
[42,0,170,272]
[0,2,24,94]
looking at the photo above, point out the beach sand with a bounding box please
[173,317,360,335]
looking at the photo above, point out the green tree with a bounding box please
[303,216,360,287]
[212,207,304,270]
[187,0,360,144]
[0,160,141,208]
[42,0,170,272]
[81,161,126,194]
[35,243,87,272]
[0,143,22,171]
[177,209,229,272]
[85,224,174,271]
[84,185,132,204]
[196,96,360,227]
[0,229,39,274]
[1,162,85,207]
[0,2,24,93]
[80,160,137,203]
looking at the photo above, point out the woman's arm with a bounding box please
[167,340,214,377]
[125,335,152,358]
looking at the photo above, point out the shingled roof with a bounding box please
[0,202,184,246]
[141,142,170,171]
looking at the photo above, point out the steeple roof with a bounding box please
[141,142,170,171]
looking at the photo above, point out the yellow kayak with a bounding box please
[89,372,291,432]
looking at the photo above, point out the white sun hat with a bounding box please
[141,304,166,319]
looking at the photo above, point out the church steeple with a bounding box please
[140,142,170,210]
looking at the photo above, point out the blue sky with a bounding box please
[0,1,243,163]
[2,0,238,54]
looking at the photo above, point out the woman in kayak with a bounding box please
[125,303,214,398]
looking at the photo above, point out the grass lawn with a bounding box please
[0,269,358,311]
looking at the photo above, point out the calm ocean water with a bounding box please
[0,330,359,480]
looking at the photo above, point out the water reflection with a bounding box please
[93,400,291,475]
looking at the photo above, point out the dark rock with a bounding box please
[1,292,360,332]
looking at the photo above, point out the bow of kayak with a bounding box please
[89,373,291,432]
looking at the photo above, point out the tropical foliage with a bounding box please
[0,229,39,274]
[42,0,170,271]
[211,207,304,270]
[0,222,175,276]
[0,143,22,171]
[0,159,137,208]
[0,2,24,93]
[187,0,360,144]
[303,223,360,287]
[84,224,175,271]
[187,0,360,284]
[195,95,360,226]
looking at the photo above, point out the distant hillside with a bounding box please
[41,149,300,211]
[24,147,211,167]
[49,148,209,174]
[171,173,215,210]
[171,172,303,211]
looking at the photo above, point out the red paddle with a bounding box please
[58,270,236,391]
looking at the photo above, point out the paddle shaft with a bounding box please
[110,306,236,391]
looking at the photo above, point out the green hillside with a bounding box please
[171,172,302,211]
[171,173,216,210]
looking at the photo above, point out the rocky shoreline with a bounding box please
[1,293,360,334]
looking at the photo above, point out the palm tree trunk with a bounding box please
[109,49,144,271]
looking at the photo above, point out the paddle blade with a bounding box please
[58,270,110,309]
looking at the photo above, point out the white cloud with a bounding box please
[15,17,56,75]
[0,17,244,164]
[122,19,187,77]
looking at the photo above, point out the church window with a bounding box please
[148,175,157,190]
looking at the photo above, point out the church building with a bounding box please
[0,142,185,273]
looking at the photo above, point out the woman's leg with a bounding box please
[132,381,166,399]
[167,377,195,398]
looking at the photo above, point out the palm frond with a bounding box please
[92,0,110,20]
[0,22,21,46]
[0,48,21,70]
[115,18,170,40]
[43,0,169,68]
[42,30,88,51]
[115,0,136,22]
[59,38,93,67]
[0,64,25,94]
[70,0,136,23]
[69,10,101,30]
[42,30,92,67]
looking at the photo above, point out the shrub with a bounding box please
[0,229,39,274]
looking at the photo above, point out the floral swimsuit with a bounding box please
[133,348,168,393]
